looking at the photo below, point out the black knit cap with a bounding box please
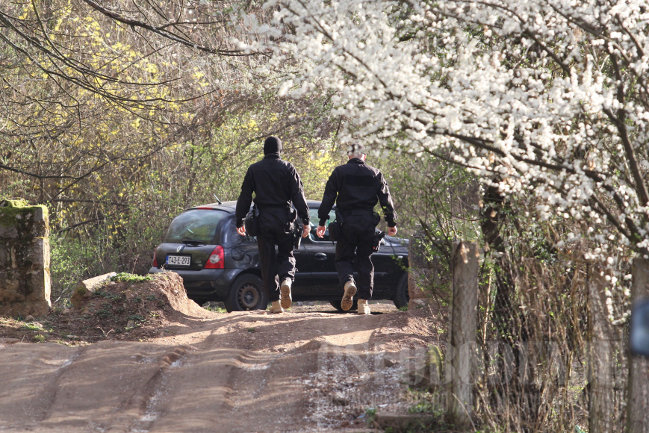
[263,136,282,154]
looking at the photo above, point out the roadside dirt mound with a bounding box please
[0,271,215,344]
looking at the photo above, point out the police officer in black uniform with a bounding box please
[316,147,397,314]
[235,136,310,313]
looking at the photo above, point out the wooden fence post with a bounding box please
[588,272,617,433]
[446,241,479,427]
[628,257,649,433]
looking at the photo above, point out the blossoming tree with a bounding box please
[246,1,649,430]
[249,0,649,278]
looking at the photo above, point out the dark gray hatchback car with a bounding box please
[149,200,409,312]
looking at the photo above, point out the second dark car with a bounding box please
[149,200,409,312]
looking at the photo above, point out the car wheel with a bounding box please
[393,273,409,309]
[329,299,358,312]
[225,274,268,312]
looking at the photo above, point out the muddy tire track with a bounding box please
[0,307,440,433]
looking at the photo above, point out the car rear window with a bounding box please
[309,208,335,223]
[164,209,228,244]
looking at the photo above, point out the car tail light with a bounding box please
[204,245,224,269]
[152,248,159,267]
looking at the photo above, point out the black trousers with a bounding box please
[256,209,296,302]
[335,213,376,300]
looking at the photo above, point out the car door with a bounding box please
[371,239,408,297]
[292,208,340,299]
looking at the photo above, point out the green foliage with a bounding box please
[378,151,479,301]
[0,4,603,432]
[407,399,436,414]
[2,0,336,309]
[95,306,113,319]
[94,289,125,301]
[202,302,227,313]
[0,198,29,208]
[364,407,377,424]
[0,198,48,226]
[21,322,45,332]
[472,194,600,433]
[50,233,101,303]
[128,314,146,322]
[381,152,480,242]
[402,389,446,432]
[110,273,153,283]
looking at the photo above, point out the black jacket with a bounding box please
[235,153,309,228]
[318,158,396,227]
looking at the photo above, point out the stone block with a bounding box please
[0,200,51,317]
[70,272,117,308]
[0,224,18,239]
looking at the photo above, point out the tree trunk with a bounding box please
[479,182,539,431]
[446,241,478,428]
[480,183,517,344]
[627,257,649,433]
[588,269,616,433]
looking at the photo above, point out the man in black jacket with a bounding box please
[316,147,397,314]
[235,136,310,313]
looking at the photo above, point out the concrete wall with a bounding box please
[0,199,51,317]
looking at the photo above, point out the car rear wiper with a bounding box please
[181,239,205,246]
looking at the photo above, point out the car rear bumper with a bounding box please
[148,267,240,301]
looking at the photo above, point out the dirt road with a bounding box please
[0,301,442,433]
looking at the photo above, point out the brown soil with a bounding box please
[0,272,446,433]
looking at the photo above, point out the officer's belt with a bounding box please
[256,203,291,210]
[340,209,374,216]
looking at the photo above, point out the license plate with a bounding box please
[166,255,191,267]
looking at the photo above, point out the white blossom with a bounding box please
[240,0,649,320]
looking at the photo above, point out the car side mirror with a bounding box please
[630,298,649,357]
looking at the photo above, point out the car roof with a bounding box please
[188,200,324,213]
[187,201,237,213]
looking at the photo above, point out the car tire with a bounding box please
[225,274,268,312]
[329,299,358,312]
[392,273,409,309]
